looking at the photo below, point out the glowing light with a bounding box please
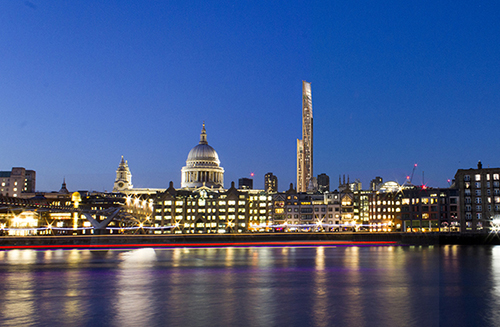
[250,172,254,177]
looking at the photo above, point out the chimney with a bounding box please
[478,161,483,169]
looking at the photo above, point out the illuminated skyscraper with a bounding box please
[297,81,313,193]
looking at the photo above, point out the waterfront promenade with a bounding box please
[1,232,499,250]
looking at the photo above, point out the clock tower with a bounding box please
[113,156,133,192]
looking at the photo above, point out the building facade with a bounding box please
[455,161,500,233]
[270,188,341,231]
[400,187,459,233]
[153,182,273,234]
[0,167,36,197]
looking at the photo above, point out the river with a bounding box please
[0,245,498,326]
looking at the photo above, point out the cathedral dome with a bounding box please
[181,123,224,189]
[187,144,220,165]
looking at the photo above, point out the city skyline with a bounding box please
[1,1,499,192]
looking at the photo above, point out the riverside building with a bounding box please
[454,161,500,233]
[0,167,36,197]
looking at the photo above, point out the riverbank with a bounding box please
[1,232,500,249]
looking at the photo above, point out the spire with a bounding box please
[59,177,69,194]
[199,122,208,145]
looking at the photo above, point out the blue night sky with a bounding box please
[1,1,499,192]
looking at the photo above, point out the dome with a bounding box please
[378,181,400,193]
[181,123,224,189]
[187,144,220,165]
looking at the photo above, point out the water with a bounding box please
[0,245,498,327]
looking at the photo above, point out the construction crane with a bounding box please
[406,164,418,184]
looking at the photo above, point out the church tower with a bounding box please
[113,156,133,192]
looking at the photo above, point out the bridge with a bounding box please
[0,194,156,235]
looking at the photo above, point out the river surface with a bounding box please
[0,245,499,327]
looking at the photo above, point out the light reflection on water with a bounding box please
[0,246,499,326]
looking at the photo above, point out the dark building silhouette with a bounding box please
[317,173,329,193]
[264,173,278,192]
[370,176,383,191]
[238,178,253,190]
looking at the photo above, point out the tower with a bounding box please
[297,81,313,192]
[113,156,133,192]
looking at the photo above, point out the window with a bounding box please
[494,174,499,180]
[465,213,472,220]
[477,213,482,220]
[476,205,482,212]
[475,198,482,204]
[475,190,481,196]
[464,175,471,181]
[475,182,481,188]
[475,174,481,181]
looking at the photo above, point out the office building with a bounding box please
[264,173,278,192]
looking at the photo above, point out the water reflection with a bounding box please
[114,248,157,326]
[2,246,500,326]
[1,261,35,326]
[489,247,500,324]
[313,247,330,327]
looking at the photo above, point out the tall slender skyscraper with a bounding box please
[297,81,313,192]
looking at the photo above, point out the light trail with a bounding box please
[0,240,399,251]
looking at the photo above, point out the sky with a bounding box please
[1,1,499,192]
